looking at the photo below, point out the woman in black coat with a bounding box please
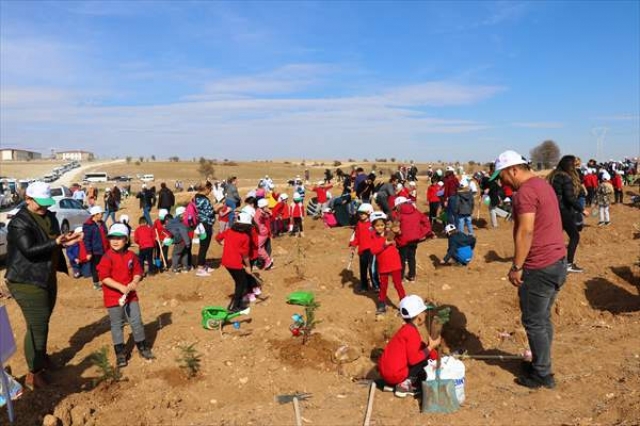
[548,156,588,273]
[5,182,81,389]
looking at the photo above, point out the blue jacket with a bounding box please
[444,232,476,264]
[83,219,108,255]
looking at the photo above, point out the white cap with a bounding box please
[241,205,256,217]
[503,197,511,203]
[105,187,111,192]
[601,171,611,181]
[394,196,408,207]
[399,295,428,319]
[369,211,387,223]
[158,209,168,220]
[317,180,325,185]
[119,214,129,224]
[237,212,253,225]
[490,150,528,181]
[74,226,84,234]
[357,203,374,214]
[257,198,269,208]
[436,169,443,176]
[322,207,332,213]
[446,166,455,172]
[293,192,302,201]
[459,178,469,189]
[396,183,404,191]
[89,206,104,216]
[175,206,186,216]
[26,181,55,207]
[445,224,456,234]
[437,181,444,187]
[108,223,129,238]
[409,181,416,187]
[278,193,289,201]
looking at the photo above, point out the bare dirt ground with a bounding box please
[0,160,67,180]
[1,162,639,426]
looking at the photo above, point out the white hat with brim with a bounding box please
[357,203,373,214]
[119,214,129,224]
[490,150,528,181]
[399,295,429,319]
[241,205,256,217]
[394,196,408,207]
[257,198,269,208]
[108,223,129,238]
[158,209,169,220]
[89,206,104,216]
[74,226,84,234]
[26,181,55,207]
[175,206,186,216]
[369,211,387,223]
[237,212,253,225]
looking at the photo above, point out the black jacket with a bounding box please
[455,191,475,216]
[551,173,583,213]
[5,207,68,288]
[157,187,175,210]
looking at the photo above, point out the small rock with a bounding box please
[320,285,327,290]
[441,284,451,291]
[239,377,249,385]
[606,393,615,399]
[500,277,507,281]
[224,361,233,367]
[210,399,218,405]
[169,299,179,308]
[43,414,60,426]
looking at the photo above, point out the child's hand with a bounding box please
[128,282,138,292]
[119,284,129,294]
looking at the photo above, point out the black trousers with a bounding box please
[226,267,249,310]
[138,247,156,274]
[90,254,103,284]
[561,210,580,264]
[399,243,418,279]
[429,202,439,222]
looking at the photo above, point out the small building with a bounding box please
[0,148,42,161]
[56,150,95,162]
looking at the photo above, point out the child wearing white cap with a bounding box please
[310,180,334,215]
[165,207,192,273]
[596,171,614,226]
[97,223,155,367]
[254,198,274,270]
[65,227,91,278]
[378,295,440,398]
[83,205,109,290]
[289,192,305,237]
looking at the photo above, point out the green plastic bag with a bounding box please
[286,291,315,306]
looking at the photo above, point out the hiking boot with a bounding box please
[597,221,605,226]
[394,379,417,398]
[516,372,556,389]
[25,370,49,390]
[604,221,611,226]
[567,263,584,273]
[376,302,386,315]
[405,276,416,283]
[93,282,102,291]
[136,342,156,360]
[116,353,128,368]
[265,260,275,270]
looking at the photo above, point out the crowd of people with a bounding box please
[4,153,637,397]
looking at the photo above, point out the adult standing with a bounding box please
[491,150,567,389]
[443,167,460,225]
[5,182,81,389]
[157,182,175,213]
[194,181,216,277]
[375,176,397,215]
[137,184,155,225]
[112,185,122,210]
[547,156,588,273]
[225,177,241,226]
[103,188,118,225]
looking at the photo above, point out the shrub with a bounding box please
[333,160,342,167]
[176,343,202,378]
[90,346,122,384]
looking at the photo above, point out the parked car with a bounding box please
[6,198,90,234]
[112,175,132,182]
[140,174,155,182]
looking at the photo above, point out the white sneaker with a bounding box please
[195,269,211,277]
[252,287,262,296]
[243,293,257,303]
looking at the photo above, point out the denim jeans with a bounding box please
[457,215,474,236]
[104,209,116,226]
[142,206,153,227]
[446,197,457,225]
[107,301,146,346]
[519,259,567,377]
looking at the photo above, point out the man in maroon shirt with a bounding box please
[491,150,567,389]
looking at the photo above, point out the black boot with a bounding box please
[114,344,127,368]
[136,341,156,360]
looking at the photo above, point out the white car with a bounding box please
[140,174,155,182]
[6,198,90,234]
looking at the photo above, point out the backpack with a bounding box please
[182,199,199,228]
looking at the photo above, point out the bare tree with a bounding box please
[530,140,561,170]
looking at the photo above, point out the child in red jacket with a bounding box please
[153,209,171,272]
[215,212,254,312]
[378,295,440,397]
[426,177,442,224]
[289,192,305,237]
[97,223,155,368]
[349,203,378,292]
[393,197,433,282]
[272,193,289,237]
[370,212,406,314]
[612,170,624,204]
[134,217,157,276]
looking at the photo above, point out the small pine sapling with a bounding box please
[177,343,202,378]
[302,301,321,345]
[90,346,122,384]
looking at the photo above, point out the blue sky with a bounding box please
[1,0,638,162]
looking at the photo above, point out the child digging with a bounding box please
[349,203,378,293]
[440,224,476,266]
[378,295,441,397]
[97,223,155,368]
[370,212,406,314]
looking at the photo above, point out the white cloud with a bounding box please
[593,114,640,121]
[511,122,564,129]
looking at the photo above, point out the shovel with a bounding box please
[277,393,311,426]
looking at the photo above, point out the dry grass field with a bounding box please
[0,160,67,179]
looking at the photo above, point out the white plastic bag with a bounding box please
[424,356,466,404]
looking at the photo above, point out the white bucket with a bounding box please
[425,356,466,404]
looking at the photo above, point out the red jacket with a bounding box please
[134,225,156,249]
[583,174,598,189]
[394,204,433,247]
[312,185,333,203]
[612,174,623,190]
[290,202,305,218]
[215,228,250,269]
[154,219,172,240]
[349,220,374,254]
[250,227,259,260]
[443,175,459,200]
[396,188,410,198]
[272,201,286,219]
[378,323,438,385]
[97,249,143,308]
[503,183,513,197]
[370,233,401,273]
[427,185,441,203]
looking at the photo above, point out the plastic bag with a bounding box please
[0,370,23,407]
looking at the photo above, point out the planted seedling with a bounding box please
[90,346,122,384]
[177,343,202,378]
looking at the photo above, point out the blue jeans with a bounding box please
[446,197,457,225]
[225,199,237,226]
[142,206,152,226]
[519,259,567,377]
[104,210,116,226]
[457,215,474,236]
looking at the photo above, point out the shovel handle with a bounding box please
[293,396,302,426]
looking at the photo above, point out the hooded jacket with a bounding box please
[394,203,433,247]
[455,191,475,216]
[166,216,190,245]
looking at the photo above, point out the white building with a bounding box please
[0,148,42,161]
[56,150,95,161]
